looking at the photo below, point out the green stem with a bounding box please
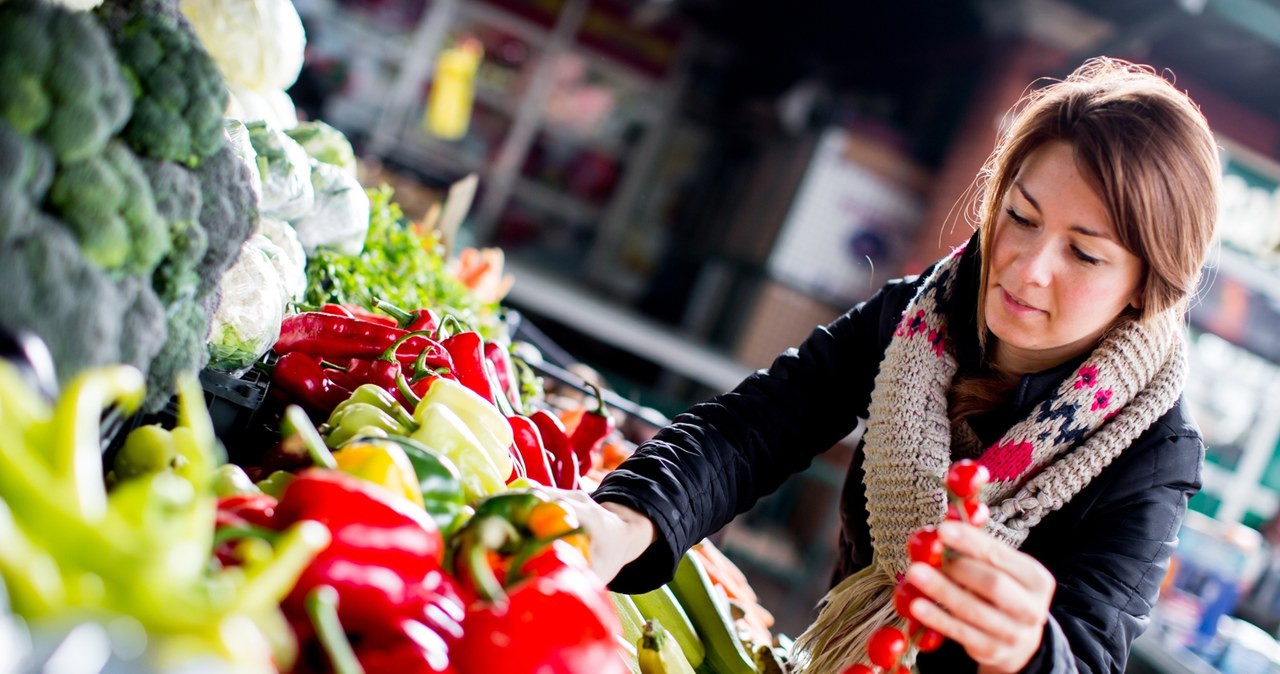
[306,585,365,674]
[284,405,338,469]
[378,329,438,363]
[372,298,414,327]
[395,372,423,410]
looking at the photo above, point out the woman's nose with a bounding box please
[1016,242,1054,287]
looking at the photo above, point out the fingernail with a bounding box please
[938,521,961,542]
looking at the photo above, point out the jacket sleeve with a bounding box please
[593,277,920,593]
[1019,420,1204,674]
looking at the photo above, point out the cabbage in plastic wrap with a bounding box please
[288,160,368,256]
[245,119,313,220]
[205,235,287,374]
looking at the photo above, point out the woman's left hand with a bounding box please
[903,521,1056,674]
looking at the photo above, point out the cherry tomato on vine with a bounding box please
[894,580,926,620]
[946,459,990,499]
[910,619,945,652]
[867,625,908,669]
[946,498,990,527]
[907,525,944,567]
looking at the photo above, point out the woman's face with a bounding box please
[985,141,1145,374]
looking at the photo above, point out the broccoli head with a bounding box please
[48,155,130,270]
[0,0,135,163]
[104,141,169,275]
[144,293,210,411]
[116,273,168,376]
[0,122,53,204]
[98,0,228,168]
[0,221,126,385]
[194,142,257,300]
[45,142,168,275]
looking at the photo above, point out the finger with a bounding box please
[938,521,1056,595]
[942,555,1044,625]
[905,562,1020,642]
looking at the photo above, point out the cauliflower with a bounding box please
[206,236,287,374]
[179,0,306,92]
[257,216,306,302]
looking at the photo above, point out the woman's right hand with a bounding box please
[552,489,656,584]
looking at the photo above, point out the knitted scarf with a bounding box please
[791,244,1188,673]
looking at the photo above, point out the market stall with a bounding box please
[0,0,801,671]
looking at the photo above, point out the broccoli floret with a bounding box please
[0,0,134,162]
[0,76,51,136]
[143,157,207,303]
[99,0,228,168]
[48,155,131,270]
[0,222,126,385]
[193,142,257,300]
[104,141,169,275]
[143,294,210,411]
[116,273,167,376]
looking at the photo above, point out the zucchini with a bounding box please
[639,619,698,674]
[669,551,757,674]
[632,585,705,668]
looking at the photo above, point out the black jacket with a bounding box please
[593,241,1204,673]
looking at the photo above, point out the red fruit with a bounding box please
[907,526,944,567]
[893,581,926,620]
[841,665,876,674]
[910,619,945,652]
[946,499,990,527]
[946,459,990,499]
[867,625,908,669]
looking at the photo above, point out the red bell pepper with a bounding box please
[275,469,465,673]
[569,383,615,477]
[213,492,279,566]
[271,351,356,415]
[449,490,625,674]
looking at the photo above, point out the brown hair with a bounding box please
[953,57,1220,422]
[976,57,1221,332]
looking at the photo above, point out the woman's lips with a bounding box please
[1000,287,1044,315]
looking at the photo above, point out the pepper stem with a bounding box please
[283,405,338,470]
[395,372,423,410]
[435,314,465,341]
[306,585,365,674]
[372,298,415,327]
[412,346,450,381]
[378,330,438,363]
[583,382,609,417]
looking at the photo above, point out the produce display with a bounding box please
[0,0,796,672]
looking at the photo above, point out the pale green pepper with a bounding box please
[410,402,507,502]
[414,376,513,479]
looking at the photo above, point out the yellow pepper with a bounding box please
[332,440,425,507]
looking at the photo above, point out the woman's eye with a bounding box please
[1006,208,1032,227]
[1072,247,1101,265]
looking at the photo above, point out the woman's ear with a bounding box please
[1129,289,1144,311]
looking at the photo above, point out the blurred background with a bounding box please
[289,0,1280,670]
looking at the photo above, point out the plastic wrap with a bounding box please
[246,121,314,221]
[288,161,369,256]
[206,236,288,374]
[257,216,307,301]
[179,0,306,91]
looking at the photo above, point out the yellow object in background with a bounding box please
[425,37,484,140]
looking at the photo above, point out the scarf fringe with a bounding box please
[790,566,905,673]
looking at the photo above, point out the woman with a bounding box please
[564,57,1221,673]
